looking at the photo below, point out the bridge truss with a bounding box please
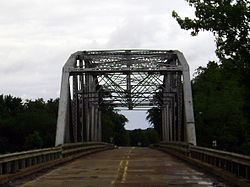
[55,50,196,146]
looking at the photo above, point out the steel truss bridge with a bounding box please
[55,50,196,146]
[0,50,249,186]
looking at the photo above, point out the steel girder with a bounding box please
[55,50,196,146]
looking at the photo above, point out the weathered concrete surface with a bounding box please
[22,147,226,186]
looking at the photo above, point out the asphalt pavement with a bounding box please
[22,147,226,186]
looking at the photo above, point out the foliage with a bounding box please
[0,95,58,153]
[172,0,250,154]
[0,94,162,152]
[193,62,248,153]
[146,107,162,139]
[101,105,129,146]
[24,131,43,150]
[172,0,250,63]
[100,105,161,146]
[128,128,160,147]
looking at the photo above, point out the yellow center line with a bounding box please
[111,160,124,184]
[119,160,123,167]
[111,148,133,185]
[121,160,129,183]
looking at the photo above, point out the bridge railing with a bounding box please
[61,142,114,157]
[155,142,250,186]
[0,147,61,175]
[0,142,113,178]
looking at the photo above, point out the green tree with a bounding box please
[193,62,247,151]
[0,94,23,118]
[173,0,250,154]
[128,128,160,147]
[0,96,58,153]
[146,107,162,139]
[128,129,145,146]
[24,131,43,150]
[101,105,129,146]
[146,128,160,144]
[172,0,249,63]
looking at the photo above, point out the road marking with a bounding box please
[121,160,129,183]
[119,160,123,167]
[111,148,132,185]
[111,160,124,184]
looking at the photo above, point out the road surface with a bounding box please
[22,147,226,186]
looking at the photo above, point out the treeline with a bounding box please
[127,128,160,147]
[0,95,160,154]
[0,95,58,153]
[173,0,250,154]
[193,61,250,154]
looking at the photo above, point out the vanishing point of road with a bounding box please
[22,147,226,186]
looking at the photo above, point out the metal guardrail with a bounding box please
[155,142,250,186]
[0,142,113,176]
[61,142,113,157]
[190,146,250,179]
[0,147,61,175]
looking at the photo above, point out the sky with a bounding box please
[0,0,217,130]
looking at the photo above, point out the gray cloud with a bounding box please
[0,0,217,128]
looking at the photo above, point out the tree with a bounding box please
[0,94,23,118]
[100,105,129,146]
[0,95,58,153]
[128,128,160,146]
[146,107,162,139]
[146,128,160,144]
[173,0,250,154]
[193,61,247,151]
[172,0,250,63]
[24,131,43,150]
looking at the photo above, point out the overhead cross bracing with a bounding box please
[55,50,196,147]
[69,50,182,109]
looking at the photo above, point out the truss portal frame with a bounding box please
[55,50,196,146]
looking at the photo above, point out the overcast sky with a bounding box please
[0,0,217,129]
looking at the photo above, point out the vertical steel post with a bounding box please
[90,106,95,141]
[176,72,183,141]
[80,59,85,142]
[169,101,173,141]
[72,75,78,142]
[175,51,197,145]
[94,107,98,141]
[98,110,102,141]
[89,75,95,141]
[85,73,90,141]
[56,53,80,146]
[161,107,166,141]
[166,104,170,141]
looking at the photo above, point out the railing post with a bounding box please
[6,162,12,174]
[0,163,2,174]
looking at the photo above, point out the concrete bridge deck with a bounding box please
[22,147,226,186]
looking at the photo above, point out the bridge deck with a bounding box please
[22,147,226,186]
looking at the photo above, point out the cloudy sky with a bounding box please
[0,0,217,129]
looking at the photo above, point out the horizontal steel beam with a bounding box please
[69,66,182,74]
[82,49,175,56]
